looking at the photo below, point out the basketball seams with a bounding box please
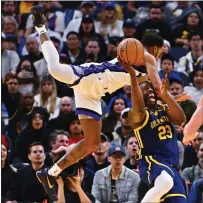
[133,39,138,65]
[125,40,129,64]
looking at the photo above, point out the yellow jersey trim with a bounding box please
[134,131,142,159]
[149,156,175,176]
[145,156,152,184]
[134,110,149,131]
[159,194,187,202]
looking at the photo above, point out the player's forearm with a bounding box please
[183,105,203,141]
[76,186,92,203]
[130,71,146,122]
[163,92,186,125]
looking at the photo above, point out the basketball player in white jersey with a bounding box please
[31,5,163,201]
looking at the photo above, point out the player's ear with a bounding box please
[153,46,158,53]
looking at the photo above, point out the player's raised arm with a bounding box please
[118,57,146,127]
[160,74,186,125]
[183,96,203,144]
[144,52,162,96]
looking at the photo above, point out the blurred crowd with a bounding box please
[1,1,203,203]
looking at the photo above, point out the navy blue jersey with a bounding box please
[134,105,179,166]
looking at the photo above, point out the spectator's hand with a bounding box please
[67,169,81,189]
[56,176,64,186]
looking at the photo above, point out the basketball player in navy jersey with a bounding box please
[31,5,164,200]
[119,58,187,202]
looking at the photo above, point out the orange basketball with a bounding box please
[117,38,144,66]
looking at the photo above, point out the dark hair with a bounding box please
[142,33,164,47]
[169,78,183,87]
[188,30,203,41]
[124,134,136,147]
[49,129,69,146]
[190,68,203,85]
[4,72,19,83]
[87,37,100,47]
[28,142,45,154]
[161,54,175,65]
[149,4,163,12]
[66,31,80,40]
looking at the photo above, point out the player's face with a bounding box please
[140,82,157,108]
[148,46,162,60]
[28,145,45,164]
[127,137,138,158]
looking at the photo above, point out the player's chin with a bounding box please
[147,98,157,107]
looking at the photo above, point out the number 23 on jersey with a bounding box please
[158,125,173,140]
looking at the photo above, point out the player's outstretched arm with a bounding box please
[183,96,203,144]
[118,57,146,127]
[160,74,186,126]
[144,53,162,96]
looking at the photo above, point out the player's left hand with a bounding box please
[117,56,135,75]
[160,73,169,99]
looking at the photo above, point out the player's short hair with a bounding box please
[141,33,164,47]
[161,54,175,65]
[169,78,183,87]
[49,130,69,145]
[188,30,203,41]
[28,142,44,154]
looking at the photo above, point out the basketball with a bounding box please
[117,38,144,66]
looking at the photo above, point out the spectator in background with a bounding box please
[136,5,171,41]
[102,96,128,133]
[2,16,18,36]
[56,166,95,203]
[34,75,61,119]
[182,131,203,170]
[6,142,48,203]
[1,143,16,203]
[23,37,43,63]
[48,96,74,132]
[111,108,134,147]
[25,1,65,36]
[67,112,84,145]
[92,144,140,203]
[188,179,203,203]
[14,107,49,163]
[62,31,86,65]
[120,85,132,107]
[159,54,189,86]
[3,34,18,51]
[184,68,203,104]
[106,36,122,61]
[15,58,39,94]
[78,15,107,55]
[95,2,124,44]
[45,129,69,166]
[172,9,203,47]
[86,133,110,173]
[63,2,96,40]
[177,31,203,76]
[169,78,197,124]
[124,135,139,172]
[2,1,18,21]
[181,142,203,184]
[85,38,104,63]
[123,18,136,38]
[2,33,20,80]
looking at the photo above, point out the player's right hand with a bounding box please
[117,56,135,75]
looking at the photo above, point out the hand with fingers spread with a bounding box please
[67,169,82,189]
[160,73,169,99]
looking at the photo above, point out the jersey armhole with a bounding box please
[133,110,149,131]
